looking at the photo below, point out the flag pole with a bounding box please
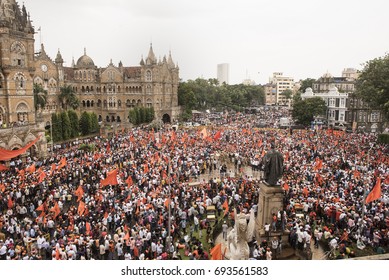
[358,144,374,238]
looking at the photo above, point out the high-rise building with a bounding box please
[217,63,229,85]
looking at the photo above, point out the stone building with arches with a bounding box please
[0,0,47,157]
[34,44,181,128]
[0,0,181,157]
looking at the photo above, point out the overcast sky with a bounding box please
[23,0,389,85]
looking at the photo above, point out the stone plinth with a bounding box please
[256,182,287,239]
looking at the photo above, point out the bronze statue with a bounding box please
[262,143,284,186]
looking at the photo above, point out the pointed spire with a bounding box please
[140,55,145,66]
[55,49,64,65]
[168,50,175,69]
[40,43,46,55]
[84,47,87,55]
[71,56,75,68]
[146,43,157,65]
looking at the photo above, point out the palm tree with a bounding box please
[59,85,79,110]
[33,83,48,110]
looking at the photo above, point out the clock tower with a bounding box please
[0,1,46,157]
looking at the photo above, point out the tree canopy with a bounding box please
[178,78,265,114]
[59,85,79,110]
[292,97,327,126]
[355,54,389,119]
[33,83,48,110]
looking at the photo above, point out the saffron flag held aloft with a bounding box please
[126,176,133,187]
[51,202,61,219]
[100,168,119,187]
[74,185,84,202]
[213,130,222,141]
[283,182,289,191]
[26,163,36,173]
[366,178,382,204]
[0,164,8,171]
[210,243,223,260]
[57,158,67,170]
[78,200,86,216]
[0,135,41,161]
[222,199,229,216]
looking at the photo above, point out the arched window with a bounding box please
[145,70,152,81]
[118,100,122,108]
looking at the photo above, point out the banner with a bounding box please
[0,135,41,161]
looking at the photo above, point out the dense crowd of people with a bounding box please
[0,110,388,260]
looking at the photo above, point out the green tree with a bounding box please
[67,110,79,138]
[298,78,316,93]
[33,83,48,110]
[60,111,71,140]
[79,111,91,136]
[356,54,389,119]
[59,85,79,110]
[90,112,99,133]
[51,113,62,142]
[292,97,327,126]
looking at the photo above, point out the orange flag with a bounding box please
[222,199,229,216]
[200,128,208,139]
[26,163,36,173]
[100,169,119,187]
[384,176,389,185]
[51,202,61,219]
[36,202,45,212]
[213,130,222,141]
[283,182,289,191]
[78,200,86,216]
[164,198,171,209]
[74,185,84,202]
[0,164,8,171]
[210,243,223,260]
[38,171,46,183]
[314,158,323,170]
[7,197,13,209]
[86,222,91,236]
[57,158,67,170]
[303,187,309,197]
[0,183,5,192]
[366,178,382,204]
[126,176,133,187]
[55,248,60,260]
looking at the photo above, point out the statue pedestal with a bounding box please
[256,182,289,243]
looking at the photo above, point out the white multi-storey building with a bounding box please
[269,72,295,105]
[302,86,348,126]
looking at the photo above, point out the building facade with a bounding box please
[267,72,295,106]
[312,69,384,132]
[0,0,47,157]
[0,1,181,158]
[302,86,348,126]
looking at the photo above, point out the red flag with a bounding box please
[213,130,222,141]
[366,178,382,204]
[78,200,86,216]
[74,185,84,202]
[210,243,223,260]
[51,202,61,219]
[100,169,119,187]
